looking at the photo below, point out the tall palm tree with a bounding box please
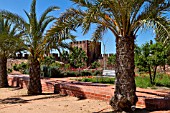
[0,16,24,87]
[52,0,170,111]
[2,0,59,95]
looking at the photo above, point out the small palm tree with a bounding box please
[69,47,87,68]
[0,16,23,87]
[53,0,170,111]
[2,0,59,95]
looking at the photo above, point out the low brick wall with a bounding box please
[8,75,54,93]
[8,75,170,111]
[45,81,170,111]
[53,81,112,101]
[145,97,170,110]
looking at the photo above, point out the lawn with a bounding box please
[78,73,170,88]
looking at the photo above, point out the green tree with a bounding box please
[52,0,170,111]
[135,41,167,84]
[0,17,23,87]
[69,47,87,68]
[107,54,116,68]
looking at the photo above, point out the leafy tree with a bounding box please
[0,16,23,87]
[107,54,116,68]
[51,0,170,111]
[69,47,87,68]
[135,41,167,84]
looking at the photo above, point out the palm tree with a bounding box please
[52,0,170,111]
[2,0,59,95]
[69,47,87,68]
[0,16,23,87]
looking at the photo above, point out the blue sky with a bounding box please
[0,0,155,54]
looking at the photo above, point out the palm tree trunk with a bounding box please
[0,56,9,87]
[110,36,138,112]
[27,58,42,95]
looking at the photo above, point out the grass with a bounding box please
[135,76,152,88]
[78,76,115,84]
[155,73,170,87]
[77,73,170,89]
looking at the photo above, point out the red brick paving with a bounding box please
[8,75,170,111]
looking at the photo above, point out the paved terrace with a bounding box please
[8,75,170,111]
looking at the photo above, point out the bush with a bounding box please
[91,61,100,69]
[81,70,92,76]
[13,64,19,71]
[7,68,13,73]
[13,62,29,74]
[65,71,78,77]
[41,66,63,78]
[92,70,102,76]
[49,67,63,78]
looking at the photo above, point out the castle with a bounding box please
[14,40,114,68]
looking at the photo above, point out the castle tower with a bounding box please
[70,40,101,66]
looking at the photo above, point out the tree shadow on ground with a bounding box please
[0,95,63,104]
[0,98,27,104]
[93,108,150,113]
[0,92,64,104]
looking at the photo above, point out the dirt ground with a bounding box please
[0,88,169,113]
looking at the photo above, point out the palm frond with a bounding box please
[1,10,27,26]
[92,25,107,41]
[39,6,59,27]
[40,16,56,35]
[132,0,170,35]
[70,0,93,7]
